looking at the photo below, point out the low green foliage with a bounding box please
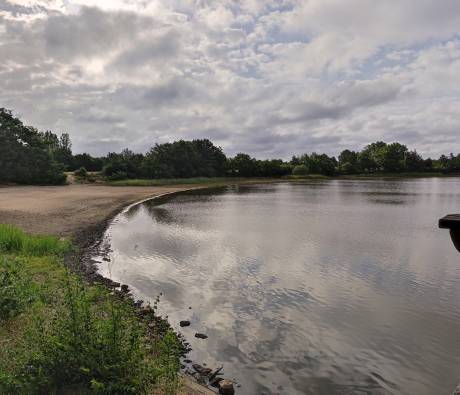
[107,170,129,181]
[0,257,35,321]
[292,164,309,176]
[0,225,181,394]
[74,167,88,178]
[0,224,70,256]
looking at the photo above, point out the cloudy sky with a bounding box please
[1,0,460,158]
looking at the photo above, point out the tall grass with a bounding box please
[0,224,69,256]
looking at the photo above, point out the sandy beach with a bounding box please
[0,184,198,237]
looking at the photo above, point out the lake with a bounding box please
[96,179,460,395]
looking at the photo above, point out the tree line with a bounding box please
[1,108,459,185]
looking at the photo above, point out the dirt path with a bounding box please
[0,184,197,237]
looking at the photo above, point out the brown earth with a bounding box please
[0,184,199,237]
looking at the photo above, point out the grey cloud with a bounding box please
[109,79,200,109]
[42,7,154,60]
[78,111,124,124]
[108,29,182,71]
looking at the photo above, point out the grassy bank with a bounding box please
[0,224,181,394]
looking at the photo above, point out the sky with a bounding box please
[1,0,460,159]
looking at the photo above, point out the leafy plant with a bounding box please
[0,257,33,321]
[74,167,88,178]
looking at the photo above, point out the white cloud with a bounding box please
[0,0,459,158]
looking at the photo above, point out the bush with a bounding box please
[292,164,309,176]
[107,171,128,181]
[74,167,88,178]
[0,257,34,321]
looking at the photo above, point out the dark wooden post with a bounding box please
[439,215,460,253]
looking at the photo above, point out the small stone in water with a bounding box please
[180,320,191,327]
[218,379,235,395]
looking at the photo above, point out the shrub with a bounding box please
[74,167,88,178]
[107,171,128,181]
[292,164,309,176]
[0,257,33,321]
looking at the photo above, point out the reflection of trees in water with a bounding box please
[332,180,414,206]
[144,205,176,225]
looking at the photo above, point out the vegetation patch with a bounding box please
[0,225,182,394]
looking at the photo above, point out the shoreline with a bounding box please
[77,184,231,395]
[69,187,219,394]
[0,182,257,394]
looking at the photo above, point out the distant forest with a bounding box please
[1,108,460,185]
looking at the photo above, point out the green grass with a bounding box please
[0,224,181,394]
[0,224,70,256]
[0,224,70,257]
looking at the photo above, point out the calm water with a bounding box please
[97,179,460,395]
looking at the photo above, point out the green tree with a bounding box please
[306,153,337,176]
[338,149,360,174]
[361,141,407,172]
[227,153,258,177]
[0,108,66,185]
[103,149,145,179]
[72,153,103,172]
[404,150,425,172]
[142,139,227,179]
[292,164,309,175]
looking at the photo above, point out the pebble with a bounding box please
[218,379,235,395]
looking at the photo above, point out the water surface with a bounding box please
[97,179,460,395]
